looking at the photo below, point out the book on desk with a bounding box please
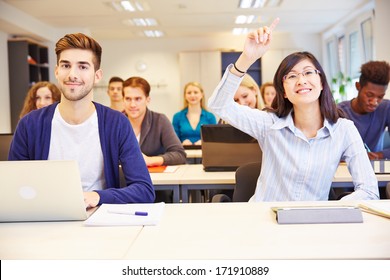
[358,202,390,219]
[272,205,363,224]
[370,159,390,174]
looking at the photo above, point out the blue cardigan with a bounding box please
[9,102,155,204]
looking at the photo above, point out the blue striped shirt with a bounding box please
[208,66,379,201]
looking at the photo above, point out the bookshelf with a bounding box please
[7,39,50,131]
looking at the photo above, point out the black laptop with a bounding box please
[201,124,262,171]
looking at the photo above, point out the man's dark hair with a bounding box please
[55,33,102,70]
[359,61,390,87]
[109,76,124,84]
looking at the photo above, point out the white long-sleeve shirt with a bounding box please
[208,65,379,201]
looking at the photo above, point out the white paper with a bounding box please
[84,202,165,226]
[164,166,179,173]
[358,202,390,218]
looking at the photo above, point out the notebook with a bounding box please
[201,124,262,171]
[370,159,390,174]
[0,160,87,222]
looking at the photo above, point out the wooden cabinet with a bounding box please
[179,51,222,110]
[7,39,49,131]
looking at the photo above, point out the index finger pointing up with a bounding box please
[269,17,280,32]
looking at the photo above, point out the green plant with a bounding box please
[332,72,352,103]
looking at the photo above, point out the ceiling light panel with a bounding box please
[235,15,257,24]
[144,30,164,38]
[238,0,266,9]
[134,18,157,26]
[232,28,251,35]
[108,1,148,12]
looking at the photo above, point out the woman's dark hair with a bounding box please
[269,51,344,123]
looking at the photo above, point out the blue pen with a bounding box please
[364,143,371,152]
[107,209,148,216]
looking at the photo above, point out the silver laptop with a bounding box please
[0,160,87,222]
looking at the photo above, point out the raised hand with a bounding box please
[233,18,280,75]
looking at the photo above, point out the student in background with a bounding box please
[9,33,155,208]
[107,76,124,112]
[172,82,217,145]
[19,81,61,119]
[233,73,265,109]
[260,81,276,108]
[338,61,390,160]
[208,18,378,201]
[123,76,186,167]
[123,76,186,202]
[219,74,265,124]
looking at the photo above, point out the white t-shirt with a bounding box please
[48,106,105,192]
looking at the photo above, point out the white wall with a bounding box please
[0,0,325,132]
[0,30,11,133]
[0,23,325,132]
[374,0,390,99]
[93,33,320,121]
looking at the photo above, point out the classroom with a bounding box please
[1,0,390,277]
[0,0,389,132]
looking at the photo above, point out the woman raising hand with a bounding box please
[208,18,378,202]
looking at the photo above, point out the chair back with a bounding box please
[0,134,13,161]
[233,161,261,202]
[383,130,390,149]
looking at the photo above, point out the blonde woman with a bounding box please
[172,82,216,145]
[19,81,61,118]
[219,74,265,124]
[233,73,265,109]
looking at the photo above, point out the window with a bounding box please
[327,39,338,79]
[338,36,347,74]
[349,31,360,79]
[361,18,373,61]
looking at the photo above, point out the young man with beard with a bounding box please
[9,33,155,208]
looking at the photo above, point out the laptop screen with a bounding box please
[201,124,262,171]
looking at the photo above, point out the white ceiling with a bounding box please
[1,0,372,40]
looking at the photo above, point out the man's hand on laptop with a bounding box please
[84,191,100,209]
[367,151,383,160]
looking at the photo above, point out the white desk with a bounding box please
[178,164,390,202]
[333,163,390,187]
[185,149,202,164]
[180,164,235,203]
[0,208,143,259]
[185,149,202,158]
[150,165,189,203]
[125,200,390,259]
[2,201,389,260]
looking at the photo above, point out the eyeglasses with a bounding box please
[283,69,321,83]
